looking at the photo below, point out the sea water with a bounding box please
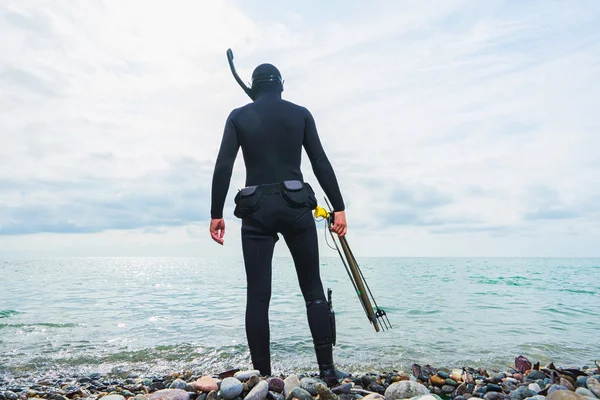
[1,257,598,379]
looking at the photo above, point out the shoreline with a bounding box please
[2,356,599,400]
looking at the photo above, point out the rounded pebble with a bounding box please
[233,371,260,381]
[220,378,243,400]
[287,387,312,400]
[487,384,503,393]
[527,372,548,381]
[266,378,284,394]
[299,378,320,396]
[170,380,187,390]
[529,383,543,393]
[384,381,430,400]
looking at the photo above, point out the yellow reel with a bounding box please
[313,205,331,220]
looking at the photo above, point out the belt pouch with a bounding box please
[280,180,317,209]
[234,185,263,218]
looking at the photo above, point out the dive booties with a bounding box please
[307,294,339,387]
[319,363,340,388]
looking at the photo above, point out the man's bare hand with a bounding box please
[210,218,225,245]
[330,211,347,237]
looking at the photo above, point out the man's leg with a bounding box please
[281,210,339,386]
[241,218,276,376]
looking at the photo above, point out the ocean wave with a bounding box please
[0,322,79,329]
[0,310,21,318]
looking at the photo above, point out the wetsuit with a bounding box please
[210,70,345,377]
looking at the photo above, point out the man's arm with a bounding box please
[302,108,345,212]
[210,111,240,219]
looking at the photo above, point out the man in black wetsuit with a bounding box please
[209,63,347,385]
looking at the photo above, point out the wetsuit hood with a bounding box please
[251,63,283,99]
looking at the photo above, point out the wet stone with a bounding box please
[233,371,260,381]
[285,387,312,400]
[486,385,503,393]
[510,387,538,400]
[574,377,588,389]
[368,383,385,395]
[484,393,504,400]
[438,372,450,380]
[331,384,352,395]
[148,389,190,400]
[362,394,385,400]
[431,376,446,387]
[170,380,188,390]
[220,378,243,400]
[451,370,464,382]
[547,391,589,400]
[527,372,548,382]
[266,378,284,394]
[455,383,469,395]
[283,375,300,398]
[549,386,570,395]
[464,373,475,385]
[244,381,269,400]
[442,385,454,394]
[361,375,376,388]
[5,393,18,400]
[587,378,600,398]
[316,383,338,400]
[574,387,596,398]
[529,383,543,393]
[194,377,218,393]
[561,379,575,392]
[102,396,126,400]
[299,378,321,396]
[267,391,284,400]
[183,384,195,393]
[247,376,260,390]
[384,381,430,400]
[447,379,459,387]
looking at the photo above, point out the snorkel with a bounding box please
[226,48,254,100]
[226,48,283,100]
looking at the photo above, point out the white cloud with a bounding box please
[1,0,599,257]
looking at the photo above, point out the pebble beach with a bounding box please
[2,357,599,400]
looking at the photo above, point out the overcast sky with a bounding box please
[1,0,599,257]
